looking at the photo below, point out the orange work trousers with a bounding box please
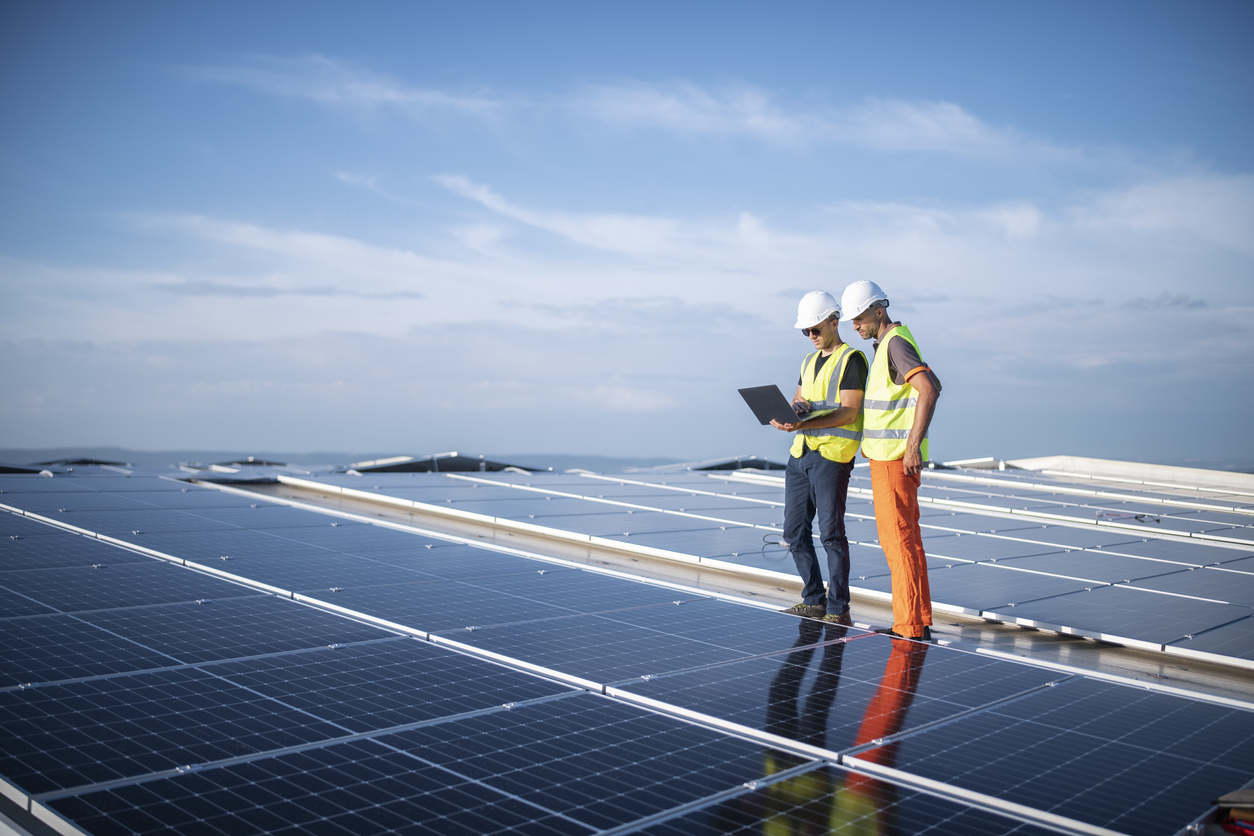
[869,458,932,636]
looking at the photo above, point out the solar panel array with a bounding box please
[0,468,1251,836]
[286,465,1254,669]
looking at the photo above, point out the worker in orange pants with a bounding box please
[870,459,932,638]
[842,280,941,640]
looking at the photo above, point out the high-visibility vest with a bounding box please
[789,342,864,463]
[861,324,929,462]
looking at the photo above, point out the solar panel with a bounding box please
[1167,615,1254,662]
[854,563,1094,613]
[629,764,1063,836]
[990,551,1190,584]
[0,477,99,493]
[1,531,131,574]
[0,615,180,686]
[0,492,163,513]
[438,600,841,685]
[0,513,74,538]
[291,470,1254,669]
[0,666,352,796]
[112,528,338,559]
[851,676,1254,836]
[982,585,1252,645]
[209,639,573,734]
[302,571,705,634]
[1124,565,1254,606]
[4,470,1252,836]
[189,553,447,592]
[614,631,1062,754]
[74,596,397,665]
[0,561,264,612]
[348,545,582,580]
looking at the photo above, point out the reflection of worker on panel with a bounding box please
[836,638,931,829]
[755,633,930,833]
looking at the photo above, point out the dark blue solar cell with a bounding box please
[1167,616,1254,661]
[0,513,68,538]
[982,585,1252,645]
[257,524,432,553]
[303,569,702,633]
[176,505,363,529]
[0,492,161,513]
[76,597,396,665]
[211,639,573,734]
[117,489,262,510]
[30,508,244,536]
[0,477,98,494]
[0,666,351,796]
[199,553,444,592]
[0,615,180,686]
[617,631,1060,754]
[350,545,577,580]
[983,526,1146,549]
[993,551,1189,583]
[48,476,191,492]
[634,763,1060,836]
[853,563,1092,613]
[0,587,59,617]
[919,535,1063,562]
[853,676,1254,836]
[2,561,264,612]
[599,527,780,559]
[1099,538,1246,565]
[1124,565,1254,606]
[439,600,842,684]
[49,737,592,836]
[0,534,127,570]
[111,528,336,560]
[376,693,797,832]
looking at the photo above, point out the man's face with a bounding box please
[801,317,836,349]
[851,307,881,340]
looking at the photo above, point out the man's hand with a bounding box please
[771,418,803,432]
[792,399,812,415]
[903,444,923,476]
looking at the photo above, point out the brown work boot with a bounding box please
[821,609,852,627]
[781,602,826,619]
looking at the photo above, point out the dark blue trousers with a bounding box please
[784,448,854,612]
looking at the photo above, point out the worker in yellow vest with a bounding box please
[841,280,941,641]
[770,291,867,626]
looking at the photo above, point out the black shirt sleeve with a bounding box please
[838,351,867,392]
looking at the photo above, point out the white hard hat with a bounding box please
[839,280,889,321]
[794,291,841,329]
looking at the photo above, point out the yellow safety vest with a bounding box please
[789,342,864,463]
[861,324,929,462]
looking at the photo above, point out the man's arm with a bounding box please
[772,388,863,433]
[902,369,938,476]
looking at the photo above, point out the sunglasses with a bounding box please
[800,321,830,337]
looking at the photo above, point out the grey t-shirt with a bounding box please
[875,326,942,391]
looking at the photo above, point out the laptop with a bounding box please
[738,385,806,425]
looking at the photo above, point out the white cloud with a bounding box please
[578,82,810,142]
[191,58,1077,160]
[187,55,500,116]
[577,82,1072,158]
[434,174,685,256]
[1070,174,1254,253]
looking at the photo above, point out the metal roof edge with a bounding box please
[1005,455,1254,494]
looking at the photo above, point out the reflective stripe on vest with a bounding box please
[861,324,929,462]
[789,343,865,463]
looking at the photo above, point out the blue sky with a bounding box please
[2,2,1252,463]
